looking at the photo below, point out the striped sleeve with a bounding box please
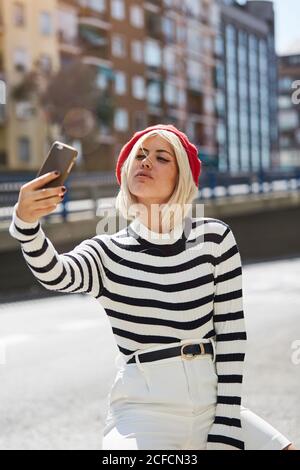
[206,224,247,450]
[8,203,105,298]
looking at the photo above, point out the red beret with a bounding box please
[115,124,201,187]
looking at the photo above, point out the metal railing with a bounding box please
[199,167,300,199]
[0,168,300,225]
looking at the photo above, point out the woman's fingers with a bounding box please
[33,186,66,201]
[23,171,60,191]
[16,171,65,223]
[33,194,64,211]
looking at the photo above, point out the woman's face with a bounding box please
[127,135,179,209]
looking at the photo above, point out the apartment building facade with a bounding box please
[1,0,218,174]
[0,0,60,170]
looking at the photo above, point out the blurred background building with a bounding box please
[0,0,60,170]
[0,0,219,173]
[0,0,299,179]
[215,0,278,173]
[0,4,299,449]
[278,54,300,169]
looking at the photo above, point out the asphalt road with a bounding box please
[0,257,299,450]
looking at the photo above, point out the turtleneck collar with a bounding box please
[127,216,193,257]
[129,217,186,243]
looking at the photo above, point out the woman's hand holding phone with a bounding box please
[15,171,67,224]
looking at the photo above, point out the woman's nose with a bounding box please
[141,156,152,167]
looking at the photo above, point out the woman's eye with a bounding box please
[135,155,168,162]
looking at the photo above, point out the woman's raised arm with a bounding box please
[9,172,106,298]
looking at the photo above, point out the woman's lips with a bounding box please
[135,174,152,179]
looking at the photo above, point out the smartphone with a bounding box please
[36,141,78,188]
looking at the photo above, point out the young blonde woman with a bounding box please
[9,124,296,450]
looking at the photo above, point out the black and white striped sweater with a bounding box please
[9,203,247,450]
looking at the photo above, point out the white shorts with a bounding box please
[102,339,292,450]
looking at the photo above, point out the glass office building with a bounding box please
[215,0,279,173]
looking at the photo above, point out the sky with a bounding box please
[272,0,300,54]
[238,0,300,55]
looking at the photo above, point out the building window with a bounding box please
[163,46,176,74]
[163,0,176,8]
[132,76,145,100]
[131,40,143,63]
[130,5,144,28]
[112,34,126,57]
[114,109,128,131]
[14,47,29,71]
[215,90,225,114]
[187,59,202,89]
[162,17,176,43]
[187,27,202,55]
[111,0,125,20]
[164,81,177,106]
[147,80,161,106]
[145,10,161,39]
[215,62,225,88]
[57,9,77,43]
[186,120,196,141]
[96,66,113,90]
[279,109,298,130]
[145,39,162,68]
[115,71,127,95]
[40,12,52,35]
[15,101,35,120]
[13,2,25,26]
[215,34,224,56]
[184,0,201,18]
[18,137,30,162]
[279,77,294,92]
[177,23,186,44]
[133,111,147,130]
[278,95,292,109]
[217,121,226,144]
[178,88,186,108]
[80,0,106,12]
[280,136,291,148]
[38,54,52,73]
[204,95,214,113]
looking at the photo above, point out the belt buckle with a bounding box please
[181,344,194,360]
[181,343,205,360]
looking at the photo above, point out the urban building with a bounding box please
[215,0,279,173]
[0,0,218,174]
[278,54,300,169]
[0,0,60,170]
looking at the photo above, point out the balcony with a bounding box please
[145,10,162,40]
[57,31,82,55]
[187,88,204,115]
[77,0,110,23]
[78,22,110,60]
[145,0,161,12]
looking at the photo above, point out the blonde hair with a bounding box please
[115,129,199,231]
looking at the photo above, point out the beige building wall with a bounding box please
[0,0,60,170]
